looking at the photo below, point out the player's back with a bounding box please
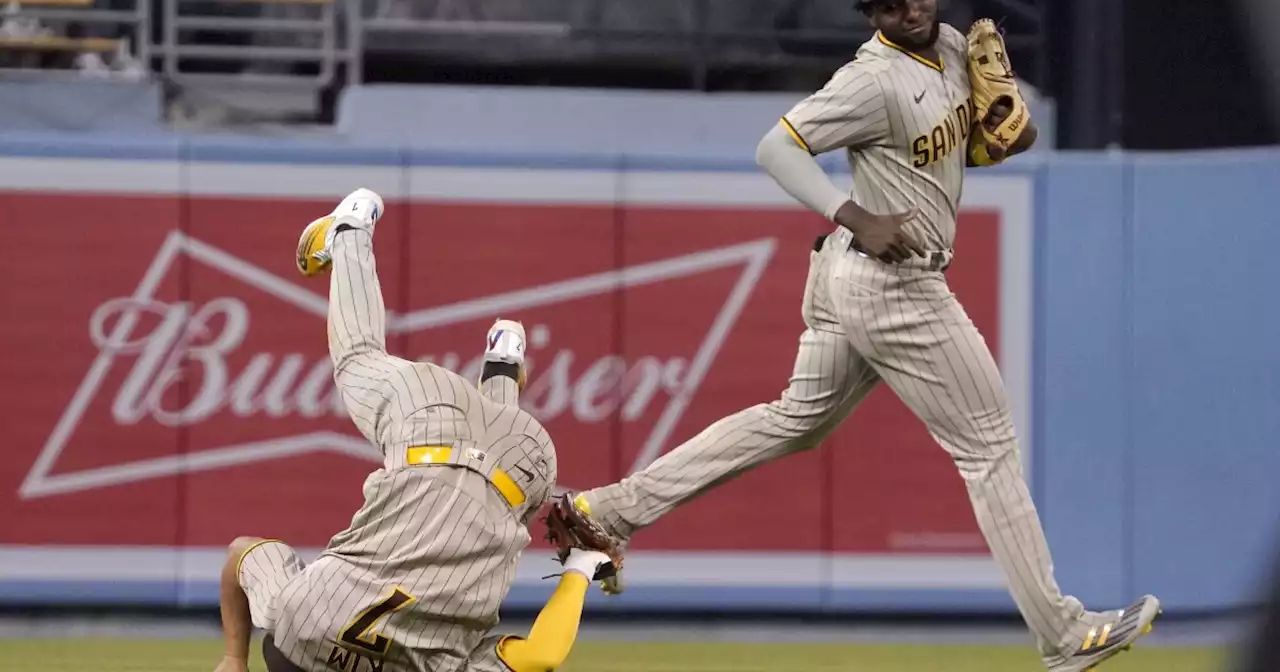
[352,358,558,526]
[272,363,558,672]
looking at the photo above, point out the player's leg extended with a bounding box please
[299,188,409,444]
[577,238,880,540]
[830,255,1158,670]
[580,327,877,539]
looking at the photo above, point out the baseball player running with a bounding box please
[547,2,1160,671]
[211,188,618,672]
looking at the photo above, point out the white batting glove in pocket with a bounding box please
[563,548,615,582]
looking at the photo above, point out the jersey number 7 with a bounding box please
[339,587,417,656]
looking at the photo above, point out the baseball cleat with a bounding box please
[481,319,528,390]
[296,188,384,277]
[1048,595,1161,671]
[484,319,527,366]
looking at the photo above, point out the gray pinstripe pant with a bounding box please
[235,228,535,672]
[584,233,1089,656]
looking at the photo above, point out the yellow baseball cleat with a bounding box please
[296,215,336,277]
[294,188,384,277]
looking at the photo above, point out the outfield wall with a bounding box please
[0,132,1275,616]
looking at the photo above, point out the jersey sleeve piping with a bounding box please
[778,117,812,154]
[494,635,524,672]
[234,538,284,581]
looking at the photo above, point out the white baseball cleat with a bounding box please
[1047,595,1162,671]
[481,318,529,391]
[295,188,384,277]
[484,319,527,366]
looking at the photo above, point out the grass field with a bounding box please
[0,639,1230,672]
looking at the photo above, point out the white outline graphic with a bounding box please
[20,231,777,499]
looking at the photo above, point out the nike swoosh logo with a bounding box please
[914,91,927,103]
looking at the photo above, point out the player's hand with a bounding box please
[977,99,1037,159]
[834,201,925,263]
[563,548,617,582]
[978,100,1015,162]
[213,655,250,672]
[983,99,1013,130]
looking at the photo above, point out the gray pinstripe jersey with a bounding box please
[326,232,556,527]
[573,25,1135,671]
[266,229,558,672]
[465,635,517,672]
[783,25,974,250]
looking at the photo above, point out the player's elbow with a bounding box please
[517,653,564,672]
[754,130,774,169]
[503,647,567,672]
[755,123,793,172]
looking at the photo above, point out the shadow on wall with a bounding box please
[333,83,1057,155]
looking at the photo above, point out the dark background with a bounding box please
[360,0,1280,150]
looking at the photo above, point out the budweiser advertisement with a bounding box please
[0,151,1034,608]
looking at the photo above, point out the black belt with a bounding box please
[812,233,951,272]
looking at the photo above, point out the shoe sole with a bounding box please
[296,216,334,276]
[1081,606,1162,672]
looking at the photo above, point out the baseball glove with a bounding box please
[966,19,1031,159]
[542,493,624,579]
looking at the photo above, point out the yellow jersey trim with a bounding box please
[779,117,812,153]
[494,635,523,672]
[877,32,944,72]
[234,538,283,580]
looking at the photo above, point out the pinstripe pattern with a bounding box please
[827,248,1088,661]
[239,541,305,632]
[464,635,516,672]
[580,25,1115,667]
[585,244,881,539]
[784,26,974,250]
[252,226,558,672]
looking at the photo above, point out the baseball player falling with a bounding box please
[546,2,1161,671]
[212,189,621,672]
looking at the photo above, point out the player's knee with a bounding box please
[760,401,831,441]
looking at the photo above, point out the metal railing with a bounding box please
[156,0,346,90]
[0,0,150,77]
[350,0,1051,91]
[1,0,1054,120]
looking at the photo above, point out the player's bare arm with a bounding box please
[213,537,268,672]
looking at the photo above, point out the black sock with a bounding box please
[480,361,521,384]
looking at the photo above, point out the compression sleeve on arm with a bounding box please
[496,572,590,672]
[756,120,852,222]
